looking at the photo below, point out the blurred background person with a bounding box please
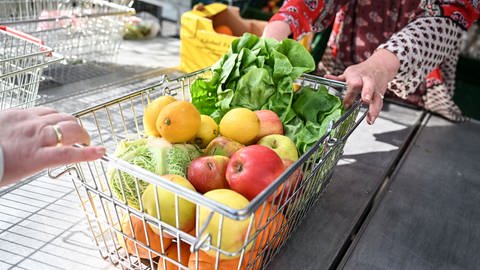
[263,0,480,124]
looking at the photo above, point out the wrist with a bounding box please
[368,48,400,81]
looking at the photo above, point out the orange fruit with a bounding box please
[156,101,201,143]
[188,250,260,270]
[191,115,219,148]
[214,25,234,36]
[219,108,260,145]
[158,241,191,270]
[118,213,172,258]
[143,95,176,137]
[253,204,287,251]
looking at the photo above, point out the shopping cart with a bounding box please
[50,68,366,269]
[0,26,62,110]
[0,0,135,81]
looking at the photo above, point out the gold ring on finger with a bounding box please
[52,124,63,145]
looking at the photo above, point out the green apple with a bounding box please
[198,189,255,259]
[257,134,298,161]
[141,174,196,236]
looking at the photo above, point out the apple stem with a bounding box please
[272,139,278,149]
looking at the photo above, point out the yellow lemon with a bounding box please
[143,95,176,137]
[156,101,201,143]
[219,108,259,145]
[191,115,219,148]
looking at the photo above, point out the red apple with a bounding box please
[205,136,244,157]
[254,110,283,141]
[187,155,230,194]
[226,145,284,201]
[273,159,304,205]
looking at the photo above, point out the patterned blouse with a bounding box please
[270,0,480,121]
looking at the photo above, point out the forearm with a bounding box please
[265,0,330,40]
[378,17,464,96]
[262,21,292,41]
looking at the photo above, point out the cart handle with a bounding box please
[0,25,51,56]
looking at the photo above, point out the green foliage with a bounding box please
[191,33,315,123]
[166,144,202,178]
[108,137,170,209]
[190,33,343,155]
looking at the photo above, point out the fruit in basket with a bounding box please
[198,189,255,259]
[254,110,284,141]
[226,145,284,201]
[191,115,219,148]
[214,25,234,36]
[108,137,171,209]
[118,213,172,258]
[187,155,230,194]
[142,174,197,236]
[143,96,176,137]
[257,134,299,161]
[219,108,260,145]
[273,159,304,205]
[188,250,258,270]
[156,101,201,143]
[253,203,287,251]
[158,241,191,270]
[204,136,244,157]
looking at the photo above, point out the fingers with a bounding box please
[40,112,77,125]
[57,121,91,145]
[35,146,106,170]
[343,74,363,108]
[367,92,384,125]
[361,76,375,104]
[29,106,59,116]
[41,120,91,147]
[324,74,345,81]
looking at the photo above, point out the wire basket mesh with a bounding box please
[0,0,135,81]
[52,69,365,269]
[0,25,61,110]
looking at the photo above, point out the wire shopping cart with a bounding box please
[0,26,62,110]
[50,68,366,270]
[0,0,135,81]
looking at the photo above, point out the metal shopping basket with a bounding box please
[0,0,135,81]
[0,26,62,110]
[50,68,366,269]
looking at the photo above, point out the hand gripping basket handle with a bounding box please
[0,25,52,56]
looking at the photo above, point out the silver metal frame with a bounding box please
[0,26,62,110]
[51,68,366,269]
[0,0,135,81]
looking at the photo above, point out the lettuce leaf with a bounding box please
[190,33,340,154]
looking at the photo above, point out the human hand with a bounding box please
[0,107,105,186]
[326,49,400,124]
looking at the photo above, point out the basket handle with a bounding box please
[0,25,52,56]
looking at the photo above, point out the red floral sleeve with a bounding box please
[437,0,480,29]
[269,0,325,39]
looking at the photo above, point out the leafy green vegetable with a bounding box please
[191,33,315,122]
[166,144,202,178]
[108,138,201,208]
[190,33,342,154]
[108,137,170,209]
[286,86,342,154]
